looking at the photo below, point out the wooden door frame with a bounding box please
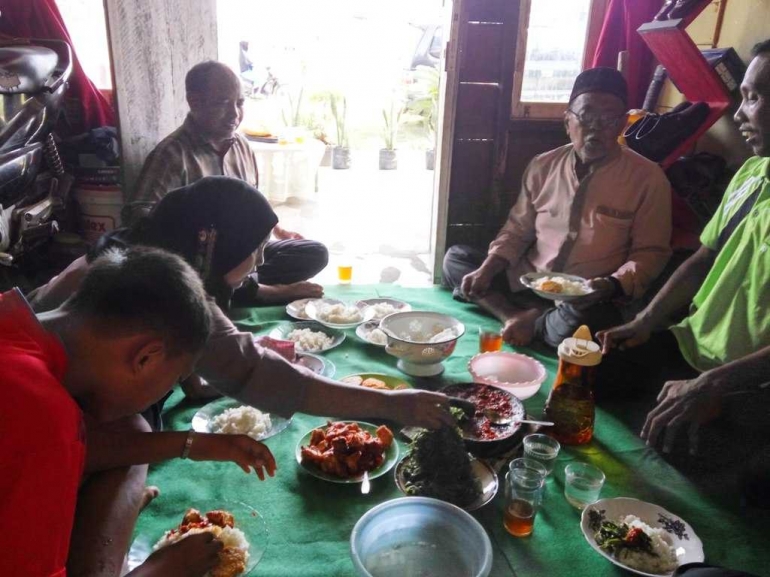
[430,0,465,284]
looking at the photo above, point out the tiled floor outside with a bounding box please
[270,148,437,287]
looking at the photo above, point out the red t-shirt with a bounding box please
[0,289,85,577]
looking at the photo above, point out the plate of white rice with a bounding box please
[268,321,345,353]
[520,272,593,301]
[355,298,411,320]
[356,320,389,347]
[192,398,292,441]
[304,298,376,329]
[581,497,704,576]
[285,298,314,320]
[127,500,268,576]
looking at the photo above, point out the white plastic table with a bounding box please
[248,139,327,203]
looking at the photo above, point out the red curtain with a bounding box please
[592,0,663,109]
[0,0,115,130]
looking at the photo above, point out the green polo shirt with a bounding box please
[671,156,770,372]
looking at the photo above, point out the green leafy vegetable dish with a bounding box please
[400,409,482,508]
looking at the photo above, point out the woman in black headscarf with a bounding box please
[91,176,278,311]
[30,176,454,432]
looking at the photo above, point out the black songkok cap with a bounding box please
[569,67,628,107]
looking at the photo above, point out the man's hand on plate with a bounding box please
[570,277,616,310]
[135,533,222,577]
[189,433,277,480]
[640,375,722,456]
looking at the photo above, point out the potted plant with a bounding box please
[380,100,403,170]
[329,93,350,170]
[406,66,440,170]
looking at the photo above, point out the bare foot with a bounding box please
[257,281,323,305]
[502,309,542,347]
[141,486,160,512]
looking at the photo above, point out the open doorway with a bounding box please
[216,0,447,286]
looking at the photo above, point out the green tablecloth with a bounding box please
[138,285,769,576]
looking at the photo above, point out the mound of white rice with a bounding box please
[366,327,389,345]
[397,321,459,344]
[286,328,334,352]
[211,406,272,439]
[316,303,362,324]
[532,276,588,295]
[369,302,400,320]
[615,515,678,574]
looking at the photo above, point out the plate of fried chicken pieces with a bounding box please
[296,420,399,484]
[127,503,268,576]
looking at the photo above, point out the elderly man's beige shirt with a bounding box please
[489,144,672,299]
[125,115,259,219]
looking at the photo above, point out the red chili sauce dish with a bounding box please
[443,383,525,441]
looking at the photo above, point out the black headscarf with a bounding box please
[92,176,278,309]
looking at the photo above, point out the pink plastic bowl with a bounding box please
[467,352,547,400]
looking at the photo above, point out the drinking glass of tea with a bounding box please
[503,458,546,537]
[478,326,503,353]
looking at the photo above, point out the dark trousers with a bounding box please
[232,239,328,305]
[442,244,623,348]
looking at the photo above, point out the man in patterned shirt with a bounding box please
[125,61,326,306]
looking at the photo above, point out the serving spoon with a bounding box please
[484,409,553,428]
[361,470,371,494]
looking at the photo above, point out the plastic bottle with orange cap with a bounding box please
[544,325,602,445]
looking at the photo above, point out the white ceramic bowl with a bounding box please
[350,497,492,577]
[379,311,465,377]
[468,351,547,400]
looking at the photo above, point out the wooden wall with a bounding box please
[104,0,218,194]
[445,0,569,251]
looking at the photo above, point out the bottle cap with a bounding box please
[558,325,602,366]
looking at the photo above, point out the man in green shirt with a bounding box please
[598,40,770,468]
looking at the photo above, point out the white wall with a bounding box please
[104,0,218,193]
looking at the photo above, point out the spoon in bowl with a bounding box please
[484,409,553,428]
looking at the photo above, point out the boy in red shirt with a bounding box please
[0,247,274,576]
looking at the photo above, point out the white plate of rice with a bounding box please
[581,497,704,576]
[355,320,389,347]
[304,298,376,329]
[355,298,411,320]
[192,398,292,441]
[268,321,345,353]
[127,500,268,576]
[285,298,314,320]
[520,272,593,301]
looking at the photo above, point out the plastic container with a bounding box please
[468,351,547,400]
[350,497,492,577]
[544,328,602,445]
[74,183,123,244]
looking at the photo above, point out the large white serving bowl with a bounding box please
[379,311,465,377]
[350,497,492,577]
[468,351,547,400]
